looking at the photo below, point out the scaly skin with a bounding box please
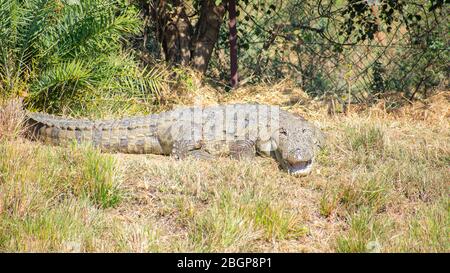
[25,104,325,175]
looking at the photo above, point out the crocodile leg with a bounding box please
[229,140,256,160]
[157,121,209,159]
[172,139,200,159]
[172,140,214,160]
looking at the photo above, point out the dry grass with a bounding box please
[0,87,448,252]
[0,99,25,141]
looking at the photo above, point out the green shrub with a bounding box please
[0,0,168,115]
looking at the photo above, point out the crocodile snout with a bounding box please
[285,148,315,176]
[287,148,313,164]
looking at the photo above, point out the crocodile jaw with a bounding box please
[287,159,313,176]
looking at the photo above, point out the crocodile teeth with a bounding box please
[288,160,313,176]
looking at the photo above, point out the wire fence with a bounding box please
[207,0,448,105]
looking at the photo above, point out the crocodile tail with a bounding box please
[25,111,162,154]
[25,111,95,146]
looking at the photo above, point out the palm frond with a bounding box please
[16,0,57,66]
[96,52,170,99]
[43,0,141,60]
[0,0,58,94]
[1,0,168,112]
[31,59,94,98]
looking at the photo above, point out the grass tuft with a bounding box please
[347,124,384,153]
[0,99,25,141]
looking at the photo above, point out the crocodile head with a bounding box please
[272,114,324,176]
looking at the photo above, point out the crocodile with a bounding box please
[25,104,324,175]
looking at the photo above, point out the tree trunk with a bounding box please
[152,0,192,66]
[150,0,226,73]
[191,0,226,73]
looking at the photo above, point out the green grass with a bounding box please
[183,193,307,252]
[398,200,449,252]
[335,199,449,253]
[77,145,123,208]
[0,140,125,252]
[347,125,384,152]
[320,119,449,252]
[335,207,389,253]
